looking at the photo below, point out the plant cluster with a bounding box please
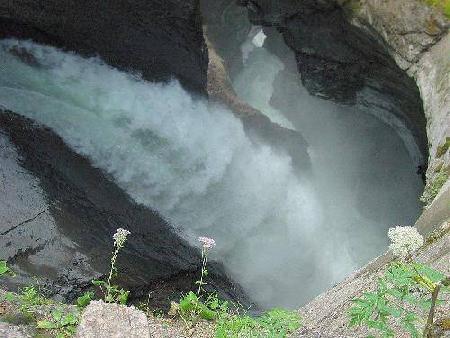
[179,289,301,337]
[349,226,450,338]
[349,262,450,337]
[436,137,450,158]
[37,308,79,337]
[0,260,14,278]
[0,283,77,337]
[92,227,131,305]
[420,168,449,206]
[177,236,301,337]
[422,0,450,18]
[0,227,130,337]
[216,308,301,338]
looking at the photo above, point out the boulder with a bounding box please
[0,322,32,338]
[75,301,149,338]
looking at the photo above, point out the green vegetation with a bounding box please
[0,260,13,278]
[176,236,301,337]
[17,285,52,315]
[178,291,301,337]
[36,308,79,338]
[179,291,221,321]
[349,262,450,337]
[92,228,130,305]
[0,229,131,337]
[436,137,450,158]
[341,0,362,14]
[424,223,450,247]
[1,284,80,337]
[420,168,449,206]
[76,291,94,309]
[349,227,450,338]
[423,0,450,18]
[2,223,448,338]
[216,308,301,338]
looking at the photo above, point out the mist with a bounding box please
[0,38,422,308]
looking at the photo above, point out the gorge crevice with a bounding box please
[202,0,430,169]
[0,0,446,313]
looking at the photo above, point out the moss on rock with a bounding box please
[421,167,449,206]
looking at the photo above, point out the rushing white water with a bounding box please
[232,31,423,273]
[238,29,294,130]
[0,39,422,308]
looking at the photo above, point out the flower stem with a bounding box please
[106,245,120,301]
[197,247,208,296]
[423,277,450,338]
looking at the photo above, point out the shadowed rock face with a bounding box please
[0,112,248,307]
[0,0,208,94]
[205,0,429,166]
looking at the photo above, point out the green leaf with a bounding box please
[3,291,16,302]
[401,312,419,338]
[414,263,445,282]
[118,290,129,305]
[77,291,94,308]
[385,305,402,318]
[199,306,216,320]
[92,280,105,286]
[52,310,63,322]
[37,320,58,329]
[61,313,78,326]
[179,292,198,313]
[0,261,10,276]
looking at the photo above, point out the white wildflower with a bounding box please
[388,226,424,259]
[113,228,131,248]
[198,236,216,249]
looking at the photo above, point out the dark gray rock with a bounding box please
[0,112,248,308]
[215,0,428,164]
[201,0,252,79]
[0,0,208,94]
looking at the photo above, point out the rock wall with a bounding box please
[0,0,208,94]
[288,1,450,336]
[0,112,247,307]
[220,0,428,170]
[207,0,449,335]
[343,0,450,208]
[220,0,448,205]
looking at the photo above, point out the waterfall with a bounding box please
[0,39,422,308]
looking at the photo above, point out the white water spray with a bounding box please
[0,39,422,308]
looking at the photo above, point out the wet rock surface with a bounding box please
[340,0,449,200]
[0,0,208,94]
[0,112,248,307]
[212,0,429,164]
[203,4,311,172]
[205,36,311,172]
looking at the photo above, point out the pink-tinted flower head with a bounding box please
[198,236,216,249]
